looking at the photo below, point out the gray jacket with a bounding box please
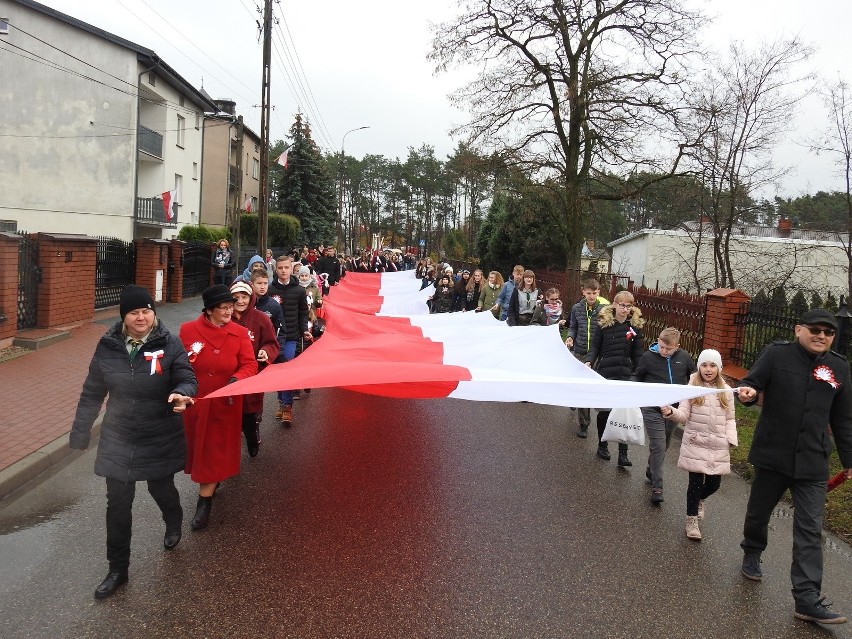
[567,298,607,356]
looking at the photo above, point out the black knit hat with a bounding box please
[119,285,155,318]
[202,284,235,309]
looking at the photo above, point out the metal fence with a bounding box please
[17,232,40,329]
[182,241,211,298]
[95,237,136,309]
[628,284,706,359]
[731,300,800,368]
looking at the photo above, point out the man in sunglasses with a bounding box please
[737,308,852,625]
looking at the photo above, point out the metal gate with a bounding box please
[95,237,136,309]
[17,232,40,329]
[182,241,211,298]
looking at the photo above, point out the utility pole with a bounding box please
[337,126,369,253]
[232,115,245,261]
[257,0,273,255]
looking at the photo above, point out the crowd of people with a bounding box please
[69,253,852,625]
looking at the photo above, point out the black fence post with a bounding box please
[835,296,852,357]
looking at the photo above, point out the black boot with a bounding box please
[190,496,213,531]
[596,443,610,460]
[617,444,632,467]
[163,527,182,550]
[94,570,128,599]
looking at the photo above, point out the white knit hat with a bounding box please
[697,349,723,370]
[229,281,253,297]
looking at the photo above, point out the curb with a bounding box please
[0,415,103,502]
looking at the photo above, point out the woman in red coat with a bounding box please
[180,285,257,531]
[229,280,279,457]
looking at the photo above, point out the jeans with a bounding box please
[105,476,181,571]
[276,339,298,405]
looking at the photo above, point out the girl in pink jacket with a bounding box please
[662,349,737,541]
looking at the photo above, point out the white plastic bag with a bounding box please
[601,407,646,446]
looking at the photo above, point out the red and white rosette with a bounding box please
[187,341,204,363]
[813,365,840,389]
[143,350,164,375]
[626,327,637,341]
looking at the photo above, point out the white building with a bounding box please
[608,222,849,296]
[0,0,216,240]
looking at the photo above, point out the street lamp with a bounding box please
[338,126,369,253]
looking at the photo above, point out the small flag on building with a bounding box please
[162,189,177,220]
[244,195,252,212]
[276,146,290,169]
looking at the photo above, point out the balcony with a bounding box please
[135,196,177,228]
[229,164,240,191]
[138,125,163,159]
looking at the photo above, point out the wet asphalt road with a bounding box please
[1,389,851,639]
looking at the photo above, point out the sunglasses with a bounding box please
[804,325,836,337]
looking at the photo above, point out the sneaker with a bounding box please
[685,515,702,541]
[596,445,611,461]
[741,554,762,581]
[651,490,664,505]
[280,405,293,426]
[697,500,705,521]
[576,426,588,439]
[794,597,847,624]
[275,404,285,420]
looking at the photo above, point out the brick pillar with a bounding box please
[704,288,750,379]
[36,233,98,328]
[168,240,185,303]
[0,233,21,344]
[134,239,171,304]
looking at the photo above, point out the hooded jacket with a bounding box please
[269,274,309,341]
[236,255,266,282]
[584,305,645,380]
[70,320,197,481]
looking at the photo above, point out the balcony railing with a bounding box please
[135,196,177,227]
[138,125,163,158]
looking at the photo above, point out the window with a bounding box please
[0,18,9,35]
[174,174,183,206]
[176,115,185,148]
[195,113,200,130]
[252,158,259,180]
[0,219,17,232]
[246,153,249,175]
[192,162,198,180]
[251,197,258,212]
[179,95,185,107]
[254,144,259,153]
[148,72,156,86]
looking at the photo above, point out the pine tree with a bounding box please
[272,113,336,247]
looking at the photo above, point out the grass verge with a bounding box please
[732,403,852,546]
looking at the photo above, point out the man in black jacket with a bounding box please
[269,255,310,425]
[315,246,342,292]
[631,327,696,504]
[737,308,852,625]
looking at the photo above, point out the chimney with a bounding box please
[778,218,792,237]
[586,239,596,250]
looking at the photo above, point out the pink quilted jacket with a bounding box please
[670,383,738,475]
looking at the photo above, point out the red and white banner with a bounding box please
[276,147,289,169]
[244,196,252,212]
[207,271,727,409]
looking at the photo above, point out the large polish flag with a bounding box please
[207,271,726,407]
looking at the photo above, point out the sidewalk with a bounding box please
[0,296,202,500]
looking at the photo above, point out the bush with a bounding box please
[178,225,226,243]
[239,213,300,249]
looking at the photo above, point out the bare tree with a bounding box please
[682,38,813,288]
[811,76,852,298]
[430,0,704,271]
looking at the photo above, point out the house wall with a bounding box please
[0,0,137,237]
[199,118,232,228]
[612,230,849,295]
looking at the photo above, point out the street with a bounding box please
[1,390,850,638]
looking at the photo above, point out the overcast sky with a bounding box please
[35,0,852,199]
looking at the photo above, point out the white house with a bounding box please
[0,0,216,240]
[608,221,849,296]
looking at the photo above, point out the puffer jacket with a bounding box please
[670,378,737,475]
[584,305,645,380]
[269,274,309,341]
[567,297,608,356]
[70,320,197,481]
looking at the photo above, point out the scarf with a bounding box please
[544,302,563,324]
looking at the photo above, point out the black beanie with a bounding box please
[120,286,155,318]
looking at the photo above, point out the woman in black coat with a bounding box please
[70,286,197,600]
[584,291,645,467]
